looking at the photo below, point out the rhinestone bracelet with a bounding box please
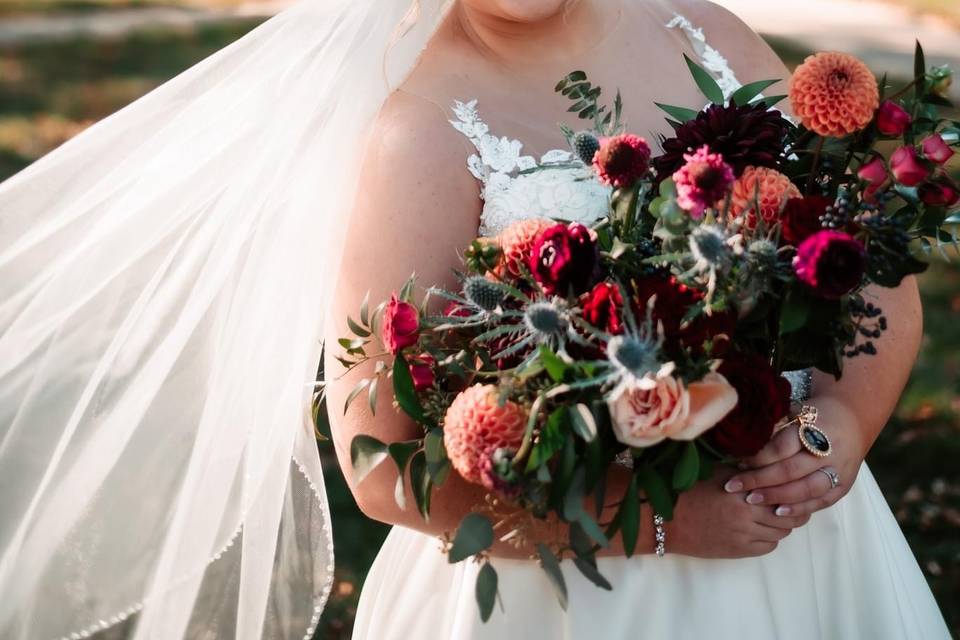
[653,513,666,557]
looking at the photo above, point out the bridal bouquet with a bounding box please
[329,45,958,619]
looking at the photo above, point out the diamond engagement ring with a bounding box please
[818,467,841,489]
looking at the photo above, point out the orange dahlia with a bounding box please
[789,52,879,138]
[729,166,801,229]
[443,384,526,485]
[495,218,553,279]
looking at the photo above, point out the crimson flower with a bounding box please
[793,230,866,299]
[529,223,599,295]
[381,295,420,354]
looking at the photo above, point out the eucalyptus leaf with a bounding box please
[621,475,640,557]
[539,346,568,382]
[639,465,675,520]
[347,315,370,338]
[393,473,407,511]
[672,442,700,491]
[570,403,598,442]
[448,513,495,563]
[475,562,499,622]
[572,557,613,591]
[392,355,429,424]
[360,291,370,327]
[388,440,418,474]
[367,374,379,416]
[344,378,371,414]
[526,407,569,472]
[350,435,388,484]
[537,544,568,611]
[410,450,433,520]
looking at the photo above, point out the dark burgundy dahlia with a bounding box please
[655,102,791,180]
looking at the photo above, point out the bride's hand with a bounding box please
[666,466,810,559]
[720,398,866,519]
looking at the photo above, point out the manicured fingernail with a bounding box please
[724,479,743,493]
[746,492,764,505]
[776,506,792,517]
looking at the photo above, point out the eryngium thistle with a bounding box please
[573,130,601,165]
[607,334,660,379]
[690,225,732,273]
[524,300,569,341]
[655,102,790,179]
[463,275,505,311]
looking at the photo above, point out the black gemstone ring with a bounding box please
[798,422,832,457]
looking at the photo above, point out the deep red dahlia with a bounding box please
[655,102,790,180]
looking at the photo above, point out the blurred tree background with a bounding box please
[0,0,956,637]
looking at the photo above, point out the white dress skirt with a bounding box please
[353,464,950,639]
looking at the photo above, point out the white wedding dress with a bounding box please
[351,17,950,640]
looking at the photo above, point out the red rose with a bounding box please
[781,196,829,245]
[890,145,930,187]
[408,353,436,391]
[919,176,960,208]
[709,353,792,458]
[876,100,912,137]
[381,294,419,355]
[582,282,624,335]
[857,156,888,202]
[920,133,954,165]
[529,222,599,295]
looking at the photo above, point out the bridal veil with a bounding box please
[0,1,452,637]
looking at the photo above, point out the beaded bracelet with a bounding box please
[654,514,666,557]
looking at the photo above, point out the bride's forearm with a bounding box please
[808,277,923,458]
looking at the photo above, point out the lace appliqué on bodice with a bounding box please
[449,99,611,238]
[666,14,743,102]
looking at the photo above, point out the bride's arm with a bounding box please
[724,281,923,514]
[324,91,650,558]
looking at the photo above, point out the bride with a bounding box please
[0,0,949,638]
[330,1,951,638]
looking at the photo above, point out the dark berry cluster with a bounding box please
[844,298,887,357]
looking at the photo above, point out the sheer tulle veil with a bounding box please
[0,1,451,637]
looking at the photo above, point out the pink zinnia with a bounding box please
[672,145,735,219]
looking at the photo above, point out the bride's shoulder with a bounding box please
[364,89,476,182]
[662,0,791,80]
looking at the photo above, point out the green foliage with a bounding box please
[448,513,495,563]
[475,562,499,622]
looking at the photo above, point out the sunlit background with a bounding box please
[1,0,957,637]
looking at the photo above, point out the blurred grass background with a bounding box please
[0,1,956,637]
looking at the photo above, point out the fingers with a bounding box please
[753,506,811,530]
[744,424,803,468]
[751,522,793,543]
[724,452,819,494]
[742,466,838,508]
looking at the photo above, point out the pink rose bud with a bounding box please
[381,294,420,355]
[408,353,436,392]
[857,156,888,200]
[918,178,960,208]
[889,145,930,187]
[876,100,912,137]
[920,134,955,165]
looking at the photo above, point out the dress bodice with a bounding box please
[450,14,756,239]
